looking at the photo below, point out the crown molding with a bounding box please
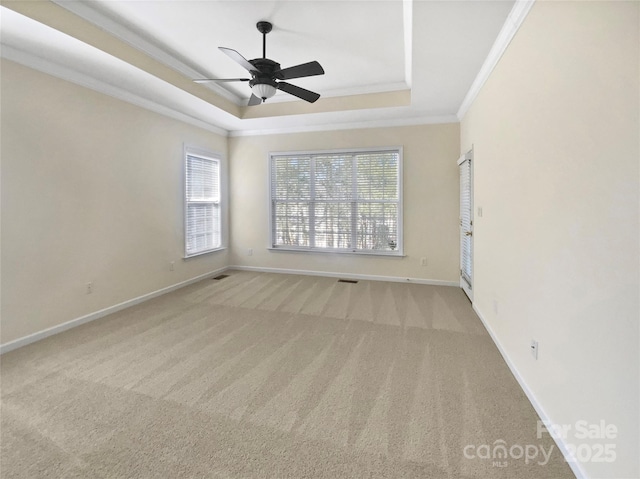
[229,114,458,138]
[2,45,229,137]
[456,0,535,120]
[403,0,413,88]
[265,81,410,105]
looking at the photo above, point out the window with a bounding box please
[185,148,221,257]
[270,147,402,255]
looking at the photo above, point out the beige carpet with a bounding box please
[1,271,574,478]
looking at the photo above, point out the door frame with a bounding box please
[458,149,473,301]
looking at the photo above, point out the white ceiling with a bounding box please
[0,0,518,135]
[98,0,409,100]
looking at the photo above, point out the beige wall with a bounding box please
[228,124,460,283]
[1,60,229,344]
[461,2,639,478]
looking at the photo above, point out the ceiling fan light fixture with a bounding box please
[251,82,277,101]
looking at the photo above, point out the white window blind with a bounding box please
[460,158,472,285]
[185,152,221,257]
[270,148,402,254]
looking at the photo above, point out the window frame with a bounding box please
[268,146,403,256]
[184,146,224,258]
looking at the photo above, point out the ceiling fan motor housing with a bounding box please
[249,58,280,99]
[249,58,281,78]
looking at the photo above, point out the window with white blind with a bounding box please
[185,149,222,257]
[459,156,472,287]
[270,147,402,255]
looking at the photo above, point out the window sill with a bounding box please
[268,246,405,257]
[184,246,227,259]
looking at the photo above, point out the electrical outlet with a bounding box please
[170,261,175,271]
[477,206,483,217]
[247,248,253,256]
[86,282,93,294]
[493,300,498,315]
[420,257,427,266]
[531,340,538,360]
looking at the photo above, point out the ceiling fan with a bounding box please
[194,21,325,106]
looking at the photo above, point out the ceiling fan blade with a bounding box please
[193,78,250,83]
[219,47,260,73]
[277,82,320,103]
[248,94,263,106]
[276,61,324,80]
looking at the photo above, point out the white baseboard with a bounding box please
[228,265,459,287]
[472,303,589,479]
[1,265,451,354]
[0,267,228,355]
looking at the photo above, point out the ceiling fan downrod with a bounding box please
[256,21,272,59]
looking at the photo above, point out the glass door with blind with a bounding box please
[458,150,473,301]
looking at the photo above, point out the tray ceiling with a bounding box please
[1,0,519,135]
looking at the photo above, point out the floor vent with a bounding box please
[213,274,229,280]
[337,279,358,284]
